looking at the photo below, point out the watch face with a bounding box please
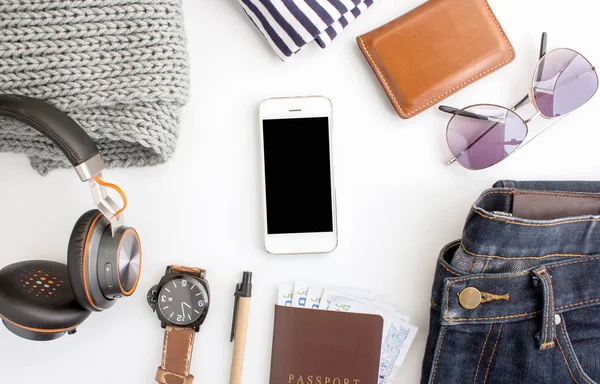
[157,278,208,326]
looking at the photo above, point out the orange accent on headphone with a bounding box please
[93,175,128,218]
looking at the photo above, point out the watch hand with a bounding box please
[181,303,185,318]
[183,302,192,309]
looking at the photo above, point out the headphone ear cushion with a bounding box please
[67,210,114,312]
[0,260,90,340]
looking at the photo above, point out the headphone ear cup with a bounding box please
[67,210,114,312]
[0,260,90,341]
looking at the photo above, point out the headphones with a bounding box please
[0,95,142,341]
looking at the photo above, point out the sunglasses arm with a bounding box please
[441,34,546,116]
[539,32,548,59]
[535,32,549,84]
[439,106,502,121]
[441,30,548,167]
[512,95,531,111]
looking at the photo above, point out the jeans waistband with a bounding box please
[462,180,600,258]
[433,180,600,329]
[433,243,600,326]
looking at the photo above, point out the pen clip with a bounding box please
[230,283,241,342]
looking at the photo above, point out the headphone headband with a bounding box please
[0,94,123,232]
[0,95,104,180]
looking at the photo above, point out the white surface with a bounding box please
[0,1,598,383]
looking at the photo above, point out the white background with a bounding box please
[1,0,599,383]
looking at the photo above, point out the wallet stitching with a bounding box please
[358,0,515,117]
[358,35,403,114]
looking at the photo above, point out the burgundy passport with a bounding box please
[269,306,384,384]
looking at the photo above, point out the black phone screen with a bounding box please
[263,117,334,235]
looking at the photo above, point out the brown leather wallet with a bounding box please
[357,0,515,119]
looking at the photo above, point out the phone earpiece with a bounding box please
[0,261,91,341]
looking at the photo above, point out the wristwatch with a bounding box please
[147,265,211,384]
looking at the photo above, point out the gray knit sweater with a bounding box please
[0,0,189,175]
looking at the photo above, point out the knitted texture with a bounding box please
[0,0,189,175]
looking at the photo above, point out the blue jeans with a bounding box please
[422,181,600,384]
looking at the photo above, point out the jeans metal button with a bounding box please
[555,314,561,325]
[459,287,482,310]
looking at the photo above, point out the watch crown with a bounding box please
[147,285,158,309]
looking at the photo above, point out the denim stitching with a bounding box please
[478,190,600,202]
[548,256,600,270]
[469,259,478,273]
[473,324,493,384]
[557,340,581,384]
[550,275,556,345]
[443,311,539,322]
[560,323,595,384]
[471,206,600,227]
[541,341,556,349]
[449,270,531,287]
[538,269,551,346]
[431,298,441,310]
[443,240,462,252]
[430,327,447,384]
[483,324,502,384]
[462,243,587,260]
[481,259,490,273]
[558,298,600,311]
[440,262,461,277]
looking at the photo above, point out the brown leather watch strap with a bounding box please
[156,326,196,384]
[170,265,206,278]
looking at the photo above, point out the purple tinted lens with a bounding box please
[447,105,527,170]
[533,49,598,117]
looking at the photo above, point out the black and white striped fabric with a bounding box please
[239,0,376,61]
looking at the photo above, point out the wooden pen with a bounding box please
[229,271,253,384]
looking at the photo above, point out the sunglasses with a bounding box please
[441,33,598,170]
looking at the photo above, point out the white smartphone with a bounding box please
[259,96,338,255]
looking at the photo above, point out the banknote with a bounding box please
[379,320,417,384]
[277,284,294,306]
[318,288,384,310]
[292,282,310,307]
[306,286,324,309]
[327,294,406,322]
[328,296,417,383]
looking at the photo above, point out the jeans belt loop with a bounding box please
[533,267,556,350]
